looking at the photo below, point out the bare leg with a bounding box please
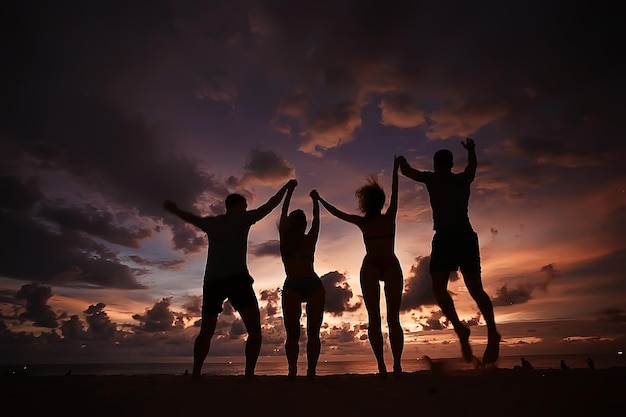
[431,270,473,362]
[383,262,404,375]
[305,286,325,379]
[238,302,262,377]
[193,313,218,378]
[281,288,302,379]
[361,265,386,378]
[463,271,500,364]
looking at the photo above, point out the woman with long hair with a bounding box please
[280,184,325,380]
[312,156,404,378]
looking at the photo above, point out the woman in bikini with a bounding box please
[280,184,325,380]
[311,156,404,377]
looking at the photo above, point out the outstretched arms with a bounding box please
[397,155,423,182]
[461,137,477,177]
[256,179,298,221]
[310,189,361,225]
[163,200,204,228]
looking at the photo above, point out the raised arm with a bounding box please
[397,155,424,183]
[309,190,320,241]
[461,137,477,175]
[311,189,361,225]
[163,200,203,228]
[279,182,295,230]
[281,184,295,217]
[256,179,298,221]
[386,156,400,217]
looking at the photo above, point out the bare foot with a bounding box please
[377,364,388,379]
[482,332,501,364]
[457,326,473,362]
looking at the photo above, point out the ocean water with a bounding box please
[2,353,624,377]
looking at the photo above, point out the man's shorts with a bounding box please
[202,272,258,315]
[429,227,481,274]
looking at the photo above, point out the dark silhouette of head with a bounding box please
[281,209,307,257]
[225,193,247,212]
[433,149,454,172]
[356,177,385,216]
[286,209,307,235]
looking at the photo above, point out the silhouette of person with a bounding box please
[560,359,569,370]
[520,357,534,370]
[585,357,595,370]
[312,156,404,377]
[163,179,297,378]
[398,138,500,365]
[279,185,325,380]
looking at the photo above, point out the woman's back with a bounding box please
[358,212,396,256]
[281,228,317,278]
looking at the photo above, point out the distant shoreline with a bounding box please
[2,352,623,377]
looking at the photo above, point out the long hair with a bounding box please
[280,209,307,258]
[355,176,385,217]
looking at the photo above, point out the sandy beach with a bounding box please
[2,367,624,417]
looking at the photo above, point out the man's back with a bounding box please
[200,211,258,281]
[421,171,473,230]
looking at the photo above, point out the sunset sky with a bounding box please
[2,1,624,365]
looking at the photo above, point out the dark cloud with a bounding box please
[229,318,247,339]
[492,284,533,307]
[181,295,202,316]
[2,3,232,260]
[169,223,208,254]
[401,256,436,311]
[379,92,426,128]
[322,322,361,346]
[241,148,295,186]
[320,271,362,316]
[249,240,280,257]
[299,102,362,156]
[127,255,185,271]
[15,283,58,328]
[420,310,447,331]
[0,288,19,313]
[38,204,152,249]
[60,314,86,340]
[259,288,281,317]
[492,264,560,307]
[133,298,183,332]
[0,209,148,288]
[84,303,117,340]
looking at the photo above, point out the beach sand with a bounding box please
[2,367,624,417]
